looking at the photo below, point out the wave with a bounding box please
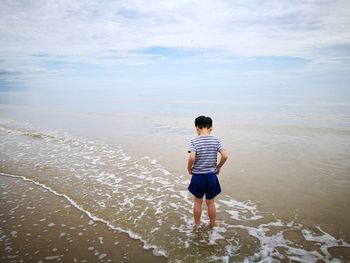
[1,118,349,262]
[0,172,167,257]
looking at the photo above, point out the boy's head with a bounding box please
[195,115,212,129]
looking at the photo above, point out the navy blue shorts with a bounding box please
[188,172,221,199]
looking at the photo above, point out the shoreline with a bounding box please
[0,171,167,263]
[1,116,350,262]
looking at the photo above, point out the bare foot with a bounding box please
[193,222,206,230]
[208,222,216,228]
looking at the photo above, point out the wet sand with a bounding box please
[0,171,166,263]
[0,106,350,262]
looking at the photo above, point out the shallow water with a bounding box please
[0,174,166,263]
[1,87,350,262]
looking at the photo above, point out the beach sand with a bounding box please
[0,171,166,263]
[1,103,350,261]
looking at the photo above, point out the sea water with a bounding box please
[0,85,350,262]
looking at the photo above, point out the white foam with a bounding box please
[44,255,61,260]
[219,198,263,221]
[2,121,349,262]
[208,227,226,245]
[302,225,350,261]
[0,172,168,259]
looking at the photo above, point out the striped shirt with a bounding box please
[189,135,224,174]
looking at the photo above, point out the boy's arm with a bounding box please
[187,151,196,175]
[217,149,228,174]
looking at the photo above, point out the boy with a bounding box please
[187,115,228,228]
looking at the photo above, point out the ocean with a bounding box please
[0,85,350,262]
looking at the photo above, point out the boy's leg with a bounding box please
[206,198,216,228]
[193,197,203,226]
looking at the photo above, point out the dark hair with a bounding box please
[195,115,212,129]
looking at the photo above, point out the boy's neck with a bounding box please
[197,127,212,136]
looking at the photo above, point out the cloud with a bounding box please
[0,65,63,86]
[0,0,349,84]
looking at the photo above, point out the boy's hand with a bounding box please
[187,151,195,175]
[216,150,228,175]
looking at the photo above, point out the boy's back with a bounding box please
[189,135,224,174]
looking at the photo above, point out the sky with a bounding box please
[0,0,350,98]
